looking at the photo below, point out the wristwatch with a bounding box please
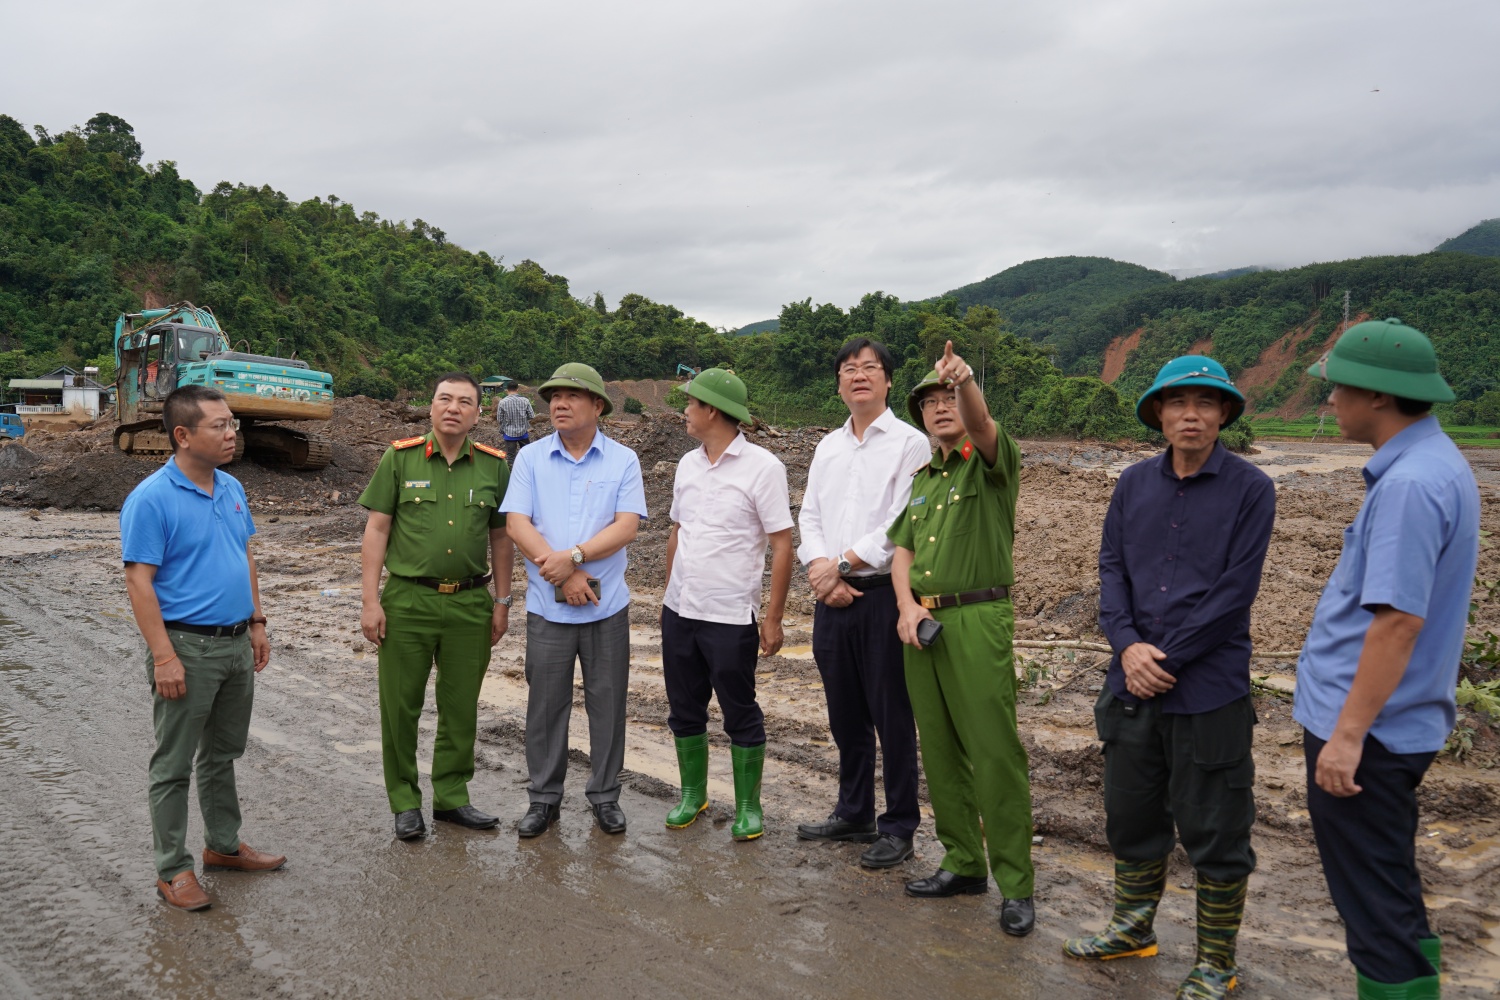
[836,556,852,575]
[571,544,586,565]
[494,595,513,607]
[250,614,268,625]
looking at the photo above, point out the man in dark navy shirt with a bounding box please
[1064,356,1274,1000]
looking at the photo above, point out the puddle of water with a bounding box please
[334,740,382,755]
[1432,832,1500,870]
[249,725,289,747]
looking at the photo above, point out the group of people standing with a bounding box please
[122,317,1479,1000]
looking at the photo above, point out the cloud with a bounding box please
[4,0,1497,327]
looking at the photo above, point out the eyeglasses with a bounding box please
[838,363,886,378]
[919,393,958,412]
[191,419,238,434]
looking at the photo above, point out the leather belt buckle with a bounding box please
[437,582,459,594]
[919,595,938,610]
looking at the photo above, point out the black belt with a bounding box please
[402,573,492,595]
[843,574,892,588]
[164,619,251,637]
[917,586,1010,610]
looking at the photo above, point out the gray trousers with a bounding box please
[524,608,630,805]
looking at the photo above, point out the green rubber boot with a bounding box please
[730,743,765,841]
[1418,935,1441,977]
[1064,858,1167,961]
[1175,875,1247,999]
[665,733,710,829]
[1356,970,1441,999]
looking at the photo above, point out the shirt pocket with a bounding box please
[941,480,979,538]
[466,486,499,531]
[399,484,438,531]
[705,487,756,529]
[583,478,620,528]
[1332,524,1364,597]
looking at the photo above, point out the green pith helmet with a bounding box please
[1307,317,1455,402]
[686,367,752,425]
[538,362,613,415]
[1135,355,1246,431]
[906,369,946,425]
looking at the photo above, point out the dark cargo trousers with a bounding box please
[903,599,1034,897]
[146,629,255,881]
[377,575,495,814]
[1094,689,1258,882]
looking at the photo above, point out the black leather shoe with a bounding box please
[592,801,627,835]
[904,869,989,898]
[517,802,560,838]
[796,813,879,843]
[860,833,914,869]
[433,804,499,830]
[1000,896,1036,937]
[393,809,425,840]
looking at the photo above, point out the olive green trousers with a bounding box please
[903,599,1035,898]
[146,629,255,881]
[377,575,494,813]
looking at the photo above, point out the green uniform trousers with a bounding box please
[903,599,1035,898]
[377,575,495,813]
[146,629,255,882]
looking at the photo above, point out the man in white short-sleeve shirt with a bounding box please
[796,338,932,869]
[661,368,793,842]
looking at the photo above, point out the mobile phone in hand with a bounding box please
[555,578,602,602]
[916,617,943,648]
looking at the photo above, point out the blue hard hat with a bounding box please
[1135,355,1245,430]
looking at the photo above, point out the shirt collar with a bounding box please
[163,455,220,497]
[547,427,606,462]
[1158,441,1228,481]
[421,430,474,463]
[700,431,747,467]
[925,437,973,472]
[1363,415,1443,486]
[840,406,896,443]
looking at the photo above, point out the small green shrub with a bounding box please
[623,396,643,414]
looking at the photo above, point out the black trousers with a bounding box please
[1304,730,1438,984]
[662,606,764,746]
[1096,689,1258,882]
[811,580,920,840]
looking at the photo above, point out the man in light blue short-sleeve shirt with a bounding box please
[1293,318,1480,998]
[502,363,647,838]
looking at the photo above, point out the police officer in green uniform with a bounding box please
[359,372,515,840]
[890,340,1036,937]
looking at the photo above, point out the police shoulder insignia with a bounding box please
[961,440,974,461]
[472,441,506,460]
[392,436,426,450]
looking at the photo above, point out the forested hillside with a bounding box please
[0,112,1144,438]
[1437,219,1500,258]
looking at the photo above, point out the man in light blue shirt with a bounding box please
[502,363,647,837]
[1294,319,1480,999]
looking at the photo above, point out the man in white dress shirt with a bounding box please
[661,368,794,841]
[796,338,933,868]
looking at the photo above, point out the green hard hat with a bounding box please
[538,362,613,415]
[906,369,946,425]
[1307,318,1455,403]
[686,367,752,425]
[1135,355,1245,431]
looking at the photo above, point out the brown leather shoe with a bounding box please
[202,842,287,872]
[156,870,212,911]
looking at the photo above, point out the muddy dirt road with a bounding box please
[2,405,1499,998]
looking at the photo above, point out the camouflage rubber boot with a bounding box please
[1063,858,1167,960]
[665,733,710,829]
[1175,875,1247,999]
[730,743,765,841]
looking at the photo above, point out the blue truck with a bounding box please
[0,411,24,440]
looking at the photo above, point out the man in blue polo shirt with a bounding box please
[120,385,284,912]
[1065,356,1275,1000]
[502,363,647,837]
[1295,319,1479,1000]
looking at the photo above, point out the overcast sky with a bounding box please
[4,1,1498,328]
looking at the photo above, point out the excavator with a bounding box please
[113,302,335,469]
